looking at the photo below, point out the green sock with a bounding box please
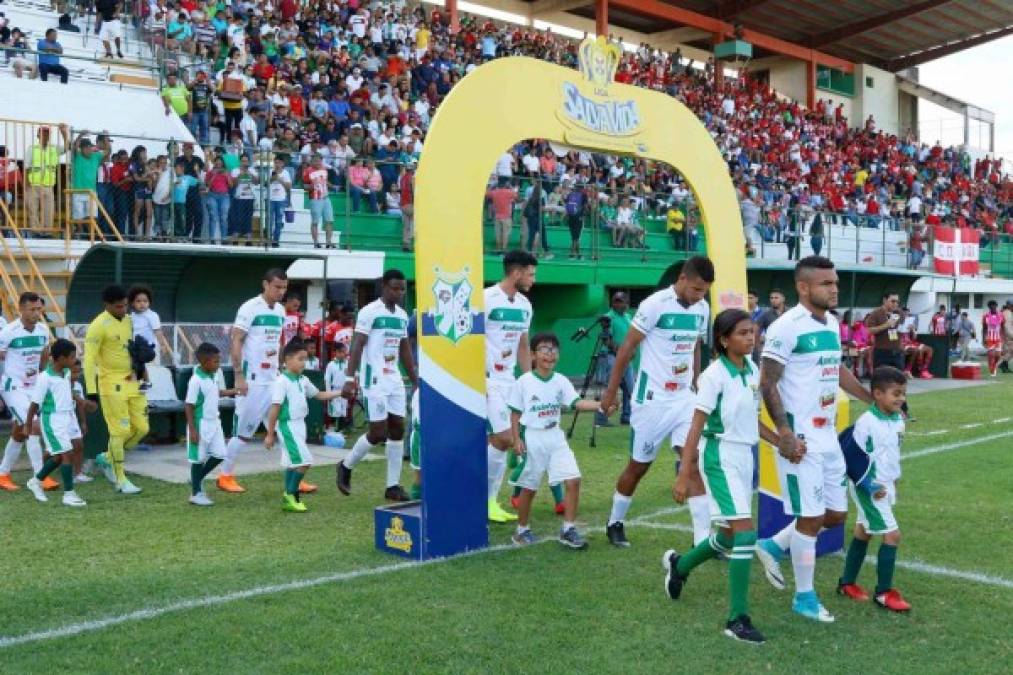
[512,485,522,499]
[676,531,732,576]
[285,469,302,497]
[198,456,223,483]
[190,463,203,495]
[60,463,74,491]
[728,530,756,621]
[876,543,898,594]
[410,483,421,500]
[549,482,564,505]
[840,537,870,585]
[36,456,60,481]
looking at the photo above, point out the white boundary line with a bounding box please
[632,521,1013,590]
[901,430,1013,460]
[0,505,685,649]
[906,416,1009,436]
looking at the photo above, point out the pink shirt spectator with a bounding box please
[487,187,515,220]
[348,164,369,189]
[206,170,231,194]
[852,322,870,348]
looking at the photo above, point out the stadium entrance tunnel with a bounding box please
[405,41,749,560]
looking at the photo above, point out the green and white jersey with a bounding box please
[185,367,221,422]
[30,365,74,414]
[761,304,842,439]
[234,295,285,386]
[354,298,408,391]
[508,370,579,430]
[0,319,51,389]
[630,287,708,404]
[852,407,904,484]
[694,355,760,446]
[271,370,320,422]
[484,284,532,382]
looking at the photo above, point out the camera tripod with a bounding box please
[566,323,611,447]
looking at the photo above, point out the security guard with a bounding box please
[84,284,149,494]
[25,123,69,232]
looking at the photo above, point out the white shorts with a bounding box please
[71,193,98,220]
[69,413,82,441]
[278,418,312,467]
[629,397,693,464]
[40,411,74,455]
[99,19,123,41]
[2,388,31,425]
[511,427,580,491]
[364,385,406,422]
[486,379,513,435]
[188,419,227,464]
[699,438,753,522]
[328,396,348,418]
[775,433,847,518]
[851,480,898,534]
[234,385,274,438]
[409,388,421,470]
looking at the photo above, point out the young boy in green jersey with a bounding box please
[265,339,343,513]
[24,339,85,507]
[508,332,614,549]
[184,343,237,506]
[837,366,911,612]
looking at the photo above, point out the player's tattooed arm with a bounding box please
[760,357,801,462]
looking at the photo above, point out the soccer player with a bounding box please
[509,332,607,550]
[485,250,537,523]
[281,291,305,347]
[217,269,314,494]
[666,309,783,644]
[24,339,84,506]
[0,292,55,492]
[982,300,1004,377]
[324,342,349,430]
[837,366,911,613]
[753,256,873,623]
[84,285,150,494]
[901,321,933,379]
[265,340,344,512]
[929,305,948,337]
[600,256,714,547]
[336,269,417,501]
[1000,301,1013,374]
[184,343,236,506]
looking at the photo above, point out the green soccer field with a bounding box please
[3,381,1012,673]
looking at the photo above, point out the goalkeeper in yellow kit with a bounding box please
[84,284,149,494]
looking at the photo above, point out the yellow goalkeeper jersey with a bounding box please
[83,310,134,394]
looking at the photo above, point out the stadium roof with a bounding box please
[551,0,1013,71]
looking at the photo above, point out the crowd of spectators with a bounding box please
[2,0,1011,256]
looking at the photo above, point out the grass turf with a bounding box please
[2,380,1012,673]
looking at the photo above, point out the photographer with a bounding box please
[596,292,636,426]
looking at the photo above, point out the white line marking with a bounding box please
[959,423,983,429]
[906,416,1009,436]
[901,430,1013,461]
[634,522,1013,590]
[0,504,684,649]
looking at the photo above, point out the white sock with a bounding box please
[487,444,507,502]
[562,520,575,531]
[26,436,44,473]
[771,520,797,553]
[220,437,247,474]
[608,491,632,525]
[0,438,23,473]
[343,434,373,469]
[687,495,712,546]
[516,524,530,534]
[385,440,403,488]
[791,531,817,593]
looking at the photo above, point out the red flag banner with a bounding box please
[933,226,980,277]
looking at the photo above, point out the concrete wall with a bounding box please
[855,64,900,136]
[750,56,806,104]
[898,90,919,139]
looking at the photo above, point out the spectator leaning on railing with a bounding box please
[70,132,111,226]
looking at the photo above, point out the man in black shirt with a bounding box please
[95,0,123,58]
[175,143,205,241]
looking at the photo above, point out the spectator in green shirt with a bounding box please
[160,72,191,119]
[601,291,637,425]
[70,133,110,227]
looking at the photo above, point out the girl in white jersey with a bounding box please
[668,310,785,644]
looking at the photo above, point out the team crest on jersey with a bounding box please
[430,267,473,344]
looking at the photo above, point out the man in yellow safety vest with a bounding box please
[25,123,70,232]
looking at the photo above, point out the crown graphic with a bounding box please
[578,35,621,94]
[433,266,471,284]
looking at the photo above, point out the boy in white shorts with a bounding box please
[265,340,343,513]
[509,332,611,550]
[185,343,237,506]
[337,269,418,502]
[24,340,86,507]
[324,342,349,429]
[837,366,911,612]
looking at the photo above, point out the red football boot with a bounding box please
[875,589,912,612]
[837,582,870,601]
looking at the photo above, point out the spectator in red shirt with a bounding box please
[486,178,517,254]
